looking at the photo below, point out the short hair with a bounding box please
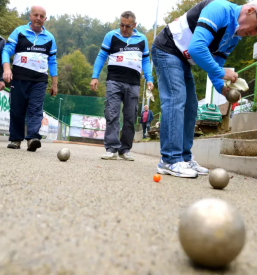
[30,5,47,15]
[121,11,136,21]
[246,1,257,11]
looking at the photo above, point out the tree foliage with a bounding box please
[57,50,105,97]
[0,0,25,38]
[3,0,257,115]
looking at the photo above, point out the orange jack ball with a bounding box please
[153,174,161,182]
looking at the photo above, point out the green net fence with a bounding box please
[43,94,106,125]
[43,93,126,131]
[43,93,161,134]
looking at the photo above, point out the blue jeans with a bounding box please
[151,45,198,164]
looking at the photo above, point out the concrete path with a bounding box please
[0,140,257,275]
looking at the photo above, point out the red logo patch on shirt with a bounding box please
[183,50,191,60]
[21,56,27,63]
[116,56,123,62]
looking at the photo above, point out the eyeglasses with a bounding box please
[119,23,134,29]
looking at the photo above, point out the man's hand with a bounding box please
[222,86,230,97]
[147,82,154,91]
[50,85,58,96]
[50,76,58,96]
[3,63,12,83]
[0,81,5,90]
[90,79,99,91]
[222,68,238,83]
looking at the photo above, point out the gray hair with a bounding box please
[30,5,47,15]
[121,11,136,22]
[245,1,257,11]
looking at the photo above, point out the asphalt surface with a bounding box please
[0,140,257,275]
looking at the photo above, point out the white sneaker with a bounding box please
[157,159,198,178]
[187,160,209,175]
[119,152,134,161]
[101,152,118,160]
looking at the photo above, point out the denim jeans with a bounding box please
[151,45,198,164]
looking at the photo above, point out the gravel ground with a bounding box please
[0,140,257,275]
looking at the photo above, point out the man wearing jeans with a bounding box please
[90,11,154,161]
[0,36,6,91]
[2,5,57,151]
[140,105,153,139]
[151,0,257,177]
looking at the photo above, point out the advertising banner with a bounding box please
[39,112,49,136]
[47,115,58,140]
[70,114,106,130]
[0,90,10,133]
[70,114,105,139]
[70,127,105,139]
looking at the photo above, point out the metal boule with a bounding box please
[209,168,230,189]
[179,198,246,268]
[57,148,70,162]
[225,89,241,103]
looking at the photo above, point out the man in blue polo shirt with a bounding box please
[151,0,257,178]
[90,11,154,161]
[2,5,57,152]
[0,36,5,91]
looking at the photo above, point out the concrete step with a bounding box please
[220,139,257,156]
[132,137,257,178]
[219,154,257,178]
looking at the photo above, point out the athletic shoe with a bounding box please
[101,152,118,160]
[119,152,134,161]
[157,158,198,178]
[187,160,209,175]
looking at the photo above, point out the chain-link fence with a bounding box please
[43,93,106,125]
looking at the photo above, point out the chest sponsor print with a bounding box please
[21,56,27,63]
[116,56,123,62]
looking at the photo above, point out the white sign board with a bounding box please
[70,114,106,130]
[0,90,10,133]
[39,112,49,136]
[39,112,58,140]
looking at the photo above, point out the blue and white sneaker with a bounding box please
[187,160,209,175]
[157,158,198,178]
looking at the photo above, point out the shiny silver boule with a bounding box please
[57,148,70,161]
[179,198,246,268]
[209,168,230,189]
[225,89,241,103]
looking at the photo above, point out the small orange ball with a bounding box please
[153,174,161,182]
